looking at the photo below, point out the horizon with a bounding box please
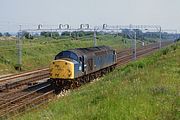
[0,0,180,32]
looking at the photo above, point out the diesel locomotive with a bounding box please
[49,46,117,89]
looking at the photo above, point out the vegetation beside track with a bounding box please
[0,35,131,75]
[17,42,180,120]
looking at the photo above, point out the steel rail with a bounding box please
[0,68,49,81]
[0,82,52,117]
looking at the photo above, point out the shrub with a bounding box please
[171,45,178,51]
[162,48,169,55]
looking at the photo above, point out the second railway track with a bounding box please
[0,81,55,118]
[0,68,49,91]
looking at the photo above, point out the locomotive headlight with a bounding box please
[79,65,82,71]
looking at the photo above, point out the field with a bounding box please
[16,42,180,120]
[0,35,131,75]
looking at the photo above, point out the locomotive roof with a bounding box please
[69,45,113,56]
[55,46,114,60]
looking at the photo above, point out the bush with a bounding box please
[14,64,22,71]
[0,56,10,64]
[171,44,178,51]
[162,48,169,55]
[22,31,34,39]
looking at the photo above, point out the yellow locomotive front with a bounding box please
[49,50,82,81]
[50,59,75,79]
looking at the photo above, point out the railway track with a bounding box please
[117,41,172,66]
[0,68,49,91]
[0,68,47,80]
[0,81,55,118]
[0,41,173,119]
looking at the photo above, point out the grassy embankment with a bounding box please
[0,35,131,75]
[17,42,180,120]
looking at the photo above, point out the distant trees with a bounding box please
[61,31,70,36]
[39,31,95,40]
[23,31,34,39]
[143,32,159,39]
[121,29,131,39]
[61,31,94,37]
[4,32,11,37]
[0,32,2,37]
[121,29,144,40]
[175,38,180,42]
[12,29,178,41]
[17,31,34,39]
[60,31,95,40]
[40,32,60,39]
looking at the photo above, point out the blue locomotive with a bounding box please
[49,46,117,88]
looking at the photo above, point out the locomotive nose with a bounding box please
[50,59,74,79]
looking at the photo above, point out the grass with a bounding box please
[0,35,131,75]
[15,42,180,120]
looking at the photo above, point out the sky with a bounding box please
[0,0,180,32]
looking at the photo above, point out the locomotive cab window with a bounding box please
[79,57,82,62]
[55,51,78,61]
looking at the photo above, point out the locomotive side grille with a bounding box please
[88,59,93,71]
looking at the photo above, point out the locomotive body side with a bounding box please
[83,49,116,75]
[49,46,117,80]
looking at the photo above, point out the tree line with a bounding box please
[20,31,95,39]
[0,32,11,37]
[1,30,179,41]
